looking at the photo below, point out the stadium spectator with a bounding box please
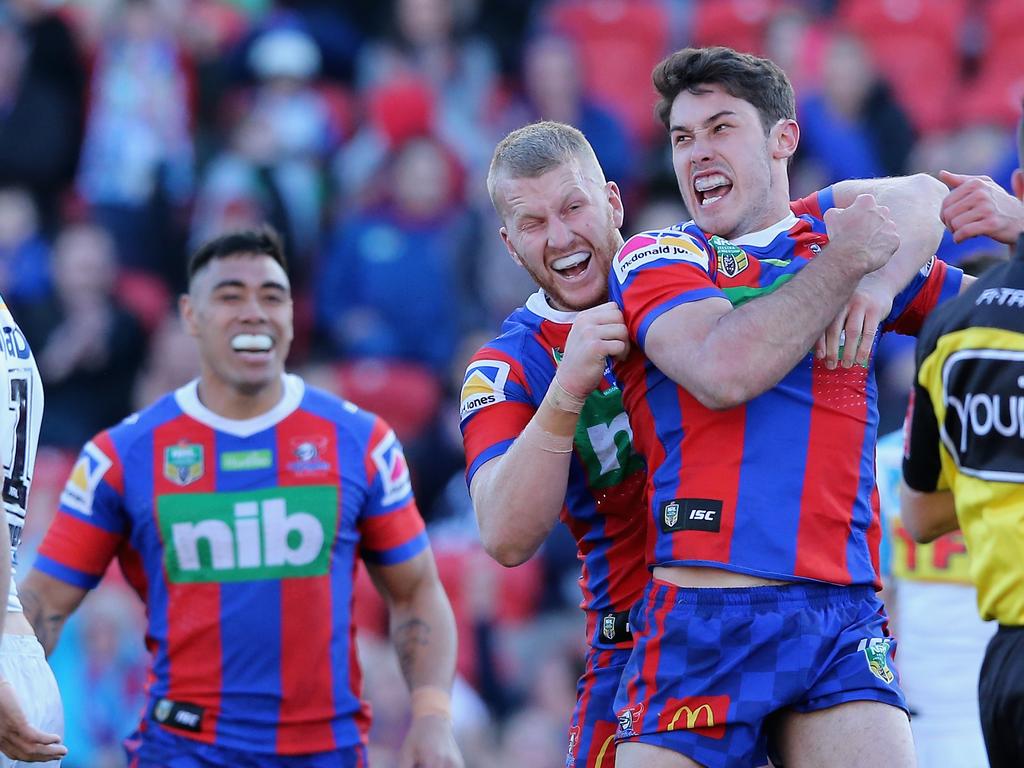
[21,226,463,768]
[0,7,80,228]
[608,47,967,768]
[356,0,498,175]
[317,135,481,373]
[798,31,916,183]
[0,188,52,303]
[75,0,194,276]
[14,223,146,451]
[901,105,1024,768]
[497,34,636,199]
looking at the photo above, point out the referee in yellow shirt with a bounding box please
[901,230,1024,768]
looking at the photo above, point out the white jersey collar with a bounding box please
[525,289,578,325]
[730,213,799,248]
[175,373,305,437]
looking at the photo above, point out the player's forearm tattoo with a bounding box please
[394,617,431,681]
[18,587,66,656]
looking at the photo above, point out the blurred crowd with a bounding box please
[2,0,1021,765]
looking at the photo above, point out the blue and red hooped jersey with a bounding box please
[35,375,428,755]
[608,203,963,588]
[460,291,647,648]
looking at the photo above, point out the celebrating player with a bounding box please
[20,227,462,768]
[467,118,961,768]
[608,47,969,768]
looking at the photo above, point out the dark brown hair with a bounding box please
[653,46,796,135]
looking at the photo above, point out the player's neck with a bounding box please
[195,375,285,421]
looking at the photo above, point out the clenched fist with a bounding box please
[823,194,900,278]
[556,302,630,398]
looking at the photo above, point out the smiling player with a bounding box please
[20,227,463,768]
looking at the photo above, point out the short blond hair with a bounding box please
[487,121,605,212]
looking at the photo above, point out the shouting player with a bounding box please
[20,227,462,768]
[608,47,969,768]
[466,119,961,768]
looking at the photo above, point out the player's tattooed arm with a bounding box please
[19,572,88,657]
[368,551,464,768]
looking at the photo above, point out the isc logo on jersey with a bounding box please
[60,441,113,516]
[157,486,339,583]
[460,359,510,420]
[614,232,709,284]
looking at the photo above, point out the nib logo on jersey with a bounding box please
[158,486,338,583]
[940,349,1024,482]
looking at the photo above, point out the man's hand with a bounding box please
[554,302,629,398]
[815,271,894,369]
[822,194,901,277]
[939,170,1024,245]
[0,679,67,763]
[398,714,464,768]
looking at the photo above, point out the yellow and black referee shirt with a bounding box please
[903,234,1024,626]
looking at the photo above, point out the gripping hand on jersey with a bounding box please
[0,679,67,763]
[555,302,630,399]
[816,195,900,369]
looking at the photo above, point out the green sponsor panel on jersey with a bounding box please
[158,485,338,583]
[552,349,643,488]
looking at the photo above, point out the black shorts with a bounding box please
[979,624,1024,768]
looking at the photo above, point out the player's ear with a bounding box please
[607,181,625,229]
[179,293,200,338]
[499,227,524,268]
[1012,168,1024,203]
[772,118,800,161]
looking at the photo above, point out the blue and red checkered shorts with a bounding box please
[613,579,907,768]
[565,647,632,767]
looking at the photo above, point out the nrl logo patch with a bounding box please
[858,637,895,684]
[153,698,173,723]
[709,235,748,278]
[602,613,617,641]
[164,443,204,487]
[663,500,680,528]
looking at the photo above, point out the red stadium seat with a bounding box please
[838,0,967,133]
[691,0,781,55]
[544,0,670,143]
[960,0,1024,127]
[333,359,442,443]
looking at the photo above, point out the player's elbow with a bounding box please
[901,514,943,544]
[480,532,534,568]
[689,378,749,411]
[476,518,535,567]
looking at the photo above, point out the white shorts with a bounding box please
[0,634,63,768]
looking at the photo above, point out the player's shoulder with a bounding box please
[612,224,711,284]
[300,381,378,433]
[102,388,183,453]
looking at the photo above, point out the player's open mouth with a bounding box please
[694,172,732,207]
[231,333,274,359]
[550,251,592,279]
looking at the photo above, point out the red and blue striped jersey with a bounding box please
[608,206,963,588]
[35,374,428,754]
[460,290,647,648]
